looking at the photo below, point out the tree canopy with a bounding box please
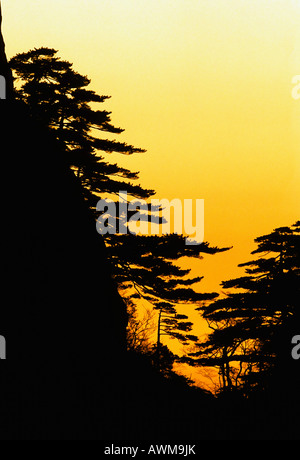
[185,222,300,393]
[10,47,227,367]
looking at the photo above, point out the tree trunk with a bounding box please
[224,348,232,389]
[156,309,162,371]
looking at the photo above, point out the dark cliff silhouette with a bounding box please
[0,6,299,441]
[0,7,128,439]
[0,8,215,442]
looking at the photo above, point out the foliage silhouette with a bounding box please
[10,47,228,366]
[185,222,300,395]
[9,48,152,204]
[126,299,156,354]
[1,5,299,440]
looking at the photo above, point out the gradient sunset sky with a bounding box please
[3,0,299,290]
[2,1,300,385]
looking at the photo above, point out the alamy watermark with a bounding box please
[96,192,204,245]
[0,75,6,99]
[0,335,6,359]
[291,335,300,360]
[292,75,300,100]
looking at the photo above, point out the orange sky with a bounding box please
[3,0,300,388]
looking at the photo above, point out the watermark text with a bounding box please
[292,75,300,100]
[291,335,300,360]
[96,192,204,245]
[0,335,6,359]
[0,75,6,99]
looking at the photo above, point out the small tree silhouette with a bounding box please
[185,222,300,394]
[10,47,228,370]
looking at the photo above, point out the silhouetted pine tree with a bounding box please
[186,222,300,393]
[10,48,228,365]
[110,233,223,365]
[9,48,153,206]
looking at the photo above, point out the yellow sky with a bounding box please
[2,1,300,387]
[3,0,299,291]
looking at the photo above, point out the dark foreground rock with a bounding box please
[0,4,298,441]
